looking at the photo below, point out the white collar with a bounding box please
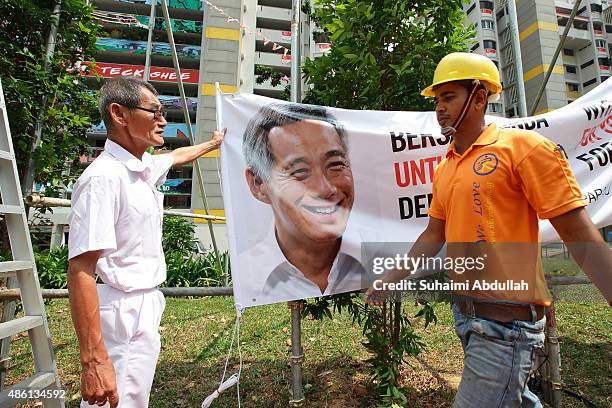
[256,224,363,293]
[104,138,153,174]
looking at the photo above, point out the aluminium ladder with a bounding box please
[0,78,64,407]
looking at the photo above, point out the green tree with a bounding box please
[0,0,100,253]
[0,0,100,193]
[302,0,474,111]
[301,0,473,406]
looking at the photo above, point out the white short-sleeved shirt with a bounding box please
[68,139,174,292]
[238,226,366,307]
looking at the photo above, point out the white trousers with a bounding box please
[81,284,165,408]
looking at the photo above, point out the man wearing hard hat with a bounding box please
[367,52,612,407]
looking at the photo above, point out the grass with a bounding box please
[7,296,611,408]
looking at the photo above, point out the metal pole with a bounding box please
[144,0,157,80]
[530,0,582,115]
[159,0,224,277]
[288,301,305,406]
[21,1,62,205]
[506,0,527,117]
[543,305,563,407]
[288,2,305,406]
[290,0,302,102]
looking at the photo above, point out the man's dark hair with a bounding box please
[242,102,348,181]
[98,77,158,131]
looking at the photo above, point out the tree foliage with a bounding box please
[301,0,474,405]
[0,0,101,193]
[302,0,475,111]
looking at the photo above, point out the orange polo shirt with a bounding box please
[429,123,586,304]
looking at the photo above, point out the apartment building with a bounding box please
[48,0,317,248]
[463,0,612,117]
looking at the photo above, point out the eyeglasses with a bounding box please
[132,106,168,120]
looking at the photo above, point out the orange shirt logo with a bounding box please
[473,153,499,176]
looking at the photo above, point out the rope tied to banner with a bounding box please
[201,304,244,408]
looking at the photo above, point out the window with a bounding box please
[483,40,496,49]
[558,16,568,27]
[563,48,574,56]
[481,20,495,30]
[505,107,517,117]
[471,42,480,51]
[581,59,594,69]
[496,9,504,21]
[467,3,476,14]
[598,57,609,66]
[602,76,609,82]
[590,3,602,13]
[567,83,579,91]
[596,39,606,48]
[583,78,597,87]
[593,22,603,31]
[606,25,612,33]
[480,1,494,9]
[565,65,577,74]
[573,20,588,30]
[489,103,502,113]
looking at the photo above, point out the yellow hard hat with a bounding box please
[421,52,502,97]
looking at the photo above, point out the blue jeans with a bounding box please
[452,303,546,408]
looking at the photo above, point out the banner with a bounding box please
[158,95,198,112]
[118,0,203,10]
[81,61,199,84]
[218,80,612,308]
[96,38,201,60]
[92,10,202,34]
[91,122,195,140]
[160,178,192,195]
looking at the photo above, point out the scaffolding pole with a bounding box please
[158,0,224,279]
[506,0,527,117]
[530,0,582,115]
[144,0,157,80]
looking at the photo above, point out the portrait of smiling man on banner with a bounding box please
[240,102,365,304]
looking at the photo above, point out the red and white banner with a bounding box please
[80,61,199,84]
[217,81,612,308]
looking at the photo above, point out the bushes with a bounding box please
[31,216,229,289]
[35,246,69,289]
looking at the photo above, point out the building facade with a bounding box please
[463,0,612,117]
[49,0,318,249]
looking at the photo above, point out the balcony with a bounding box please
[566,90,581,99]
[256,28,292,47]
[254,51,292,73]
[253,75,289,98]
[484,48,497,58]
[313,42,331,58]
[89,122,196,141]
[96,37,201,60]
[256,5,291,30]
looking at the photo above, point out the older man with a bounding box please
[240,103,365,306]
[68,77,225,407]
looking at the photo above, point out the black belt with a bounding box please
[454,297,546,323]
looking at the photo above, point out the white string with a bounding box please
[201,306,243,408]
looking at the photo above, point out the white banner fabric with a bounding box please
[217,81,611,308]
